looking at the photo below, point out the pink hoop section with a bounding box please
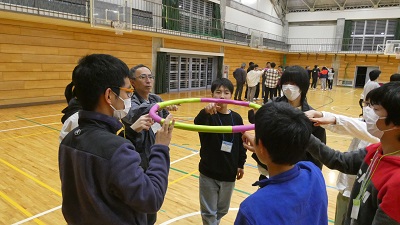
[149,98,260,133]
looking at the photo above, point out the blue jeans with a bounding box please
[199,173,235,225]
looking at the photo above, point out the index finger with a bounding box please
[162,114,173,131]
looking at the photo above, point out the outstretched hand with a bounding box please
[166,104,180,111]
[155,114,175,146]
[130,114,154,133]
[242,131,256,152]
[309,116,336,126]
[204,103,221,115]
[304,110,323,119]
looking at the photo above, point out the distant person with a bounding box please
[359,69,381,116]
[390,73,400,82]
[233,63,247,101]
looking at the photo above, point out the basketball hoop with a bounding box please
[111,20,125,35]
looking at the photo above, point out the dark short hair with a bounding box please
[270,62,276,68]
[129,64,151,79]
[72,54,129,111]
[211,78,234,94]
[369,70,381,81]
[255,101,312,165]
[280,66,309,103]
[390,73,400,82]
[368,81,400,126]
[249,62,254,66]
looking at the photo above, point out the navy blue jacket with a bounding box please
[59,110,170,224]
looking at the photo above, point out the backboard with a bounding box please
[383,40,400,57]
[90,0,132,34]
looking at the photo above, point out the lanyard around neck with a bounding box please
[357,147,400,200]
[216,111,234,142]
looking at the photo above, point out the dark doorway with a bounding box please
[355,67,367,88]
[355,66,379,88]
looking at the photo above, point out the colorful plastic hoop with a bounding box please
[149,98,261,133]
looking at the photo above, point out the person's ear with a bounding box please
[257,139,269,158]
[104,88,113,105]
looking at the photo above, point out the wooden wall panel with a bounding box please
[0,18,152,107]
[224,47,283,84]
[164,39,221,53]
[285,53,333,69]
[336,55,400,83]
[286,53,400,83]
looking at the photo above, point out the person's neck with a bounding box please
[136,90,150,101]
[381,135,400,155]
[217,106,230,114]
[288,97,301,108]
[268,163,294,177]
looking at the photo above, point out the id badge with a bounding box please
[151,122,162,133]
[350,199,360,220]
[221,141,233,153]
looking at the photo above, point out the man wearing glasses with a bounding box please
[59,54,175,224]
[121,64,178,225]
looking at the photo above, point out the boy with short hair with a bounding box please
[194,78,247,225]
[235,101,328,225]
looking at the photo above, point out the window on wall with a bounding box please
[178,0,213,35]
[350,19,397,51]
[166,55,215,92]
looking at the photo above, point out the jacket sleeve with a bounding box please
[108,143,170,213]
[234,209,251,225]
[306,135,367,175]
[321,111,379,144]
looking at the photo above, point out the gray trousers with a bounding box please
[247,86,257,101]
[199,173,235,225]
[320,78,327,90]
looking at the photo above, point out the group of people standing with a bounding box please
[58,54,400,225]
[308,65,335,91]
[233,61,283,103]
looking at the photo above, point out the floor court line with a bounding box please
[0,130,57,141]
[0,122,60,133]
[0,158,62,196]
[11,205,62,225]
[0,191,46,225]
[170,152,199,164]
[0,114,62,124]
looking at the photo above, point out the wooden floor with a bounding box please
[0,86,363,225]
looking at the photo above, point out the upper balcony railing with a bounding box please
[0,0,89,22]
[0,0,388,54]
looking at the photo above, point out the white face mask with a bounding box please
[282,84,301,101]
[110,93,131,120]
[363,106,383,139]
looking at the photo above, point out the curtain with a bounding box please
[155,52,168,94]
[342,20,352,51]
[212,3,222,38]
[395,19,400,40]
[217,56,223,79]
[162,0,180,31]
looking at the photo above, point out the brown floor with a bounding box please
[0,85,363,225]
